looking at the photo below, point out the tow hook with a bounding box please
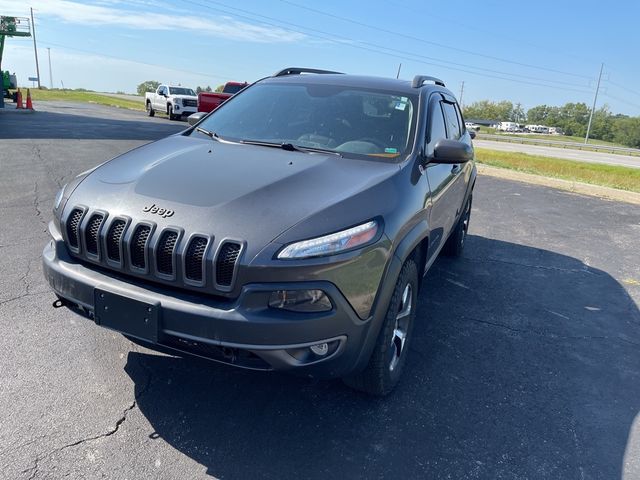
[52,298,65,308]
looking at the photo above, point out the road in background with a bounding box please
[474,139,640,168]
[1,102,639,479]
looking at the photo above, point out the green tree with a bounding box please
[512,103,526,123]
[589,105,613,141]
[611,116,640,148]
[527,105,554,124]
[214,84,224,93]
[136,80,160,96]
[463,100,514,121]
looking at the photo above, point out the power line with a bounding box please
[607,80,640,99]
[385,0,596,66]
[175,0,592,93]
[602,93,640,112]
[196,0,591,88]
[276,0,593,81]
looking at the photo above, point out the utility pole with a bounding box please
[30,8,41,89]
[47,47,52,88]
[396,63,402,79]
[459,81,465,108]
[585,63,604,144]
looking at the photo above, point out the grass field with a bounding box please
[475,148,640,193]
[27,89,145,111]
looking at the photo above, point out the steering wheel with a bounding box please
[354,137,385,149]
[296,133,337,148]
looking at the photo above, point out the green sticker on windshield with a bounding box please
[385,148,398,154]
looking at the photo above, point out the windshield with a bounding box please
[193,82,417,159]
[223,83,246,94]
[169,87,196,96]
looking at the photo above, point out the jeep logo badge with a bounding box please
[143,204,174,218]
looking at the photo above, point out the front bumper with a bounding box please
[172,103,197,115]
[42,228,388,378]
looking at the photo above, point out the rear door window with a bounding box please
[427,100,447,156]
[454,103,465,132]
[442,102,461,140]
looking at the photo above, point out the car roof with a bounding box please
[261,73,448,97]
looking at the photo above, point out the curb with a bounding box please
[0,107,35,114]
[477,164,640,205]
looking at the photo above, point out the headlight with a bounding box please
[53,185,66,211]
[277,220,378,259]
[174,98,181,104]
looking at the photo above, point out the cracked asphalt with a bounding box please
[1,102,639,479]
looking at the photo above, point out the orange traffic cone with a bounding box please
[16,89,23,109]
[26,89,33,110]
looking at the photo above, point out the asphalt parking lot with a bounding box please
[1,102,639,479]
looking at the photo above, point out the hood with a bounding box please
[66,135,399,258]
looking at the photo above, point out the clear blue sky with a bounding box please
[2,0,640,115]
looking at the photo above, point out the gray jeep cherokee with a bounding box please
[43,67,476,395]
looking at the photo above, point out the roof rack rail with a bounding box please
[273,67,344,77]
[412,75,445,88]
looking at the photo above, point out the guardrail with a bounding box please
[477,134,640,157]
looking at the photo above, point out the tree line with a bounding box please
[463,100,640,148]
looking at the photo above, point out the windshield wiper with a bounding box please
[293,145,342,156]
[240,140,342,156]
[196,127,220,141]
[240,139,299,150]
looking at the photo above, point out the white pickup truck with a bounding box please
[145,85,198,120]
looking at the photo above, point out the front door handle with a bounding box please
[451,164,461,175]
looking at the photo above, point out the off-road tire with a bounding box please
[443,194,472,257]
[146,101,155,117]
[343,257,419,396]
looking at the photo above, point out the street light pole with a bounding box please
[30,8,41,89]
[47,47,52,89]
[585,63,604,145]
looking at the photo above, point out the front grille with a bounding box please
[106,219,127,262]
[64,207,244,293]
[156,231,178,275]
[183,99,197,107]
[130,225,151,269]
[66,209,84,249]
[216,242,241,287]
[85,214,104,255]
[185,236,208,282]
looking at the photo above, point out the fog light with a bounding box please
[310,343,329,356]
[286,339,340,363]
[268,289,332,313]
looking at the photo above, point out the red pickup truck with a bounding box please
[197,82,248,113]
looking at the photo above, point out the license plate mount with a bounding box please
[94,288,159,343]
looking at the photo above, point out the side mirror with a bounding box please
[469,130,476,140]
[188,112,206,126]
[430,139,473,164]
